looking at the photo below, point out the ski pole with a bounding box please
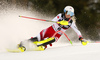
[19,16,73,45]
[19,15,56,23]
[52,31,73,45]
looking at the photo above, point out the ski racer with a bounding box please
[18,6,88,52]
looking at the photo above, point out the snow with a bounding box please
[0,6,100,60]
[0,43,100,60]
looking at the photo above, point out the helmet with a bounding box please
[64,6,74,16]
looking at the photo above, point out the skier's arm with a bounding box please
[52,13,62,22]
[71,22,82,38]
[71,22,89,45]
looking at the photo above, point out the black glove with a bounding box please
[79,37,83,41]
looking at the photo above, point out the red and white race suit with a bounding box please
[36,13,82,41]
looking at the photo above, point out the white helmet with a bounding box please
[64,6,74,16]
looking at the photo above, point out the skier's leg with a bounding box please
[36,37,55,46]
[18,39,45,51]
[17,37,39,52]
[35,26,61,48]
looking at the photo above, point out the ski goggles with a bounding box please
[66,11,74,16]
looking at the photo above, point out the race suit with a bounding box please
[36,13,82,42]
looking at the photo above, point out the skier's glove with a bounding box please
[79,37,89,46]
[57,20,69,25]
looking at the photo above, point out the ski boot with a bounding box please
[29,37,45,51]
[29,37,55,51]
[17,42,26,52]
[35,37,55,50]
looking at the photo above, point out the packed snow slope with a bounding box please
[0,43,100,60]
[0,6,100,60]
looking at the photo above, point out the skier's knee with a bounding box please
[29,37,38,42]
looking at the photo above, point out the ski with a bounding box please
[6,49,22,53]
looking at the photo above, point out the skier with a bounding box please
[18,6,88,52]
